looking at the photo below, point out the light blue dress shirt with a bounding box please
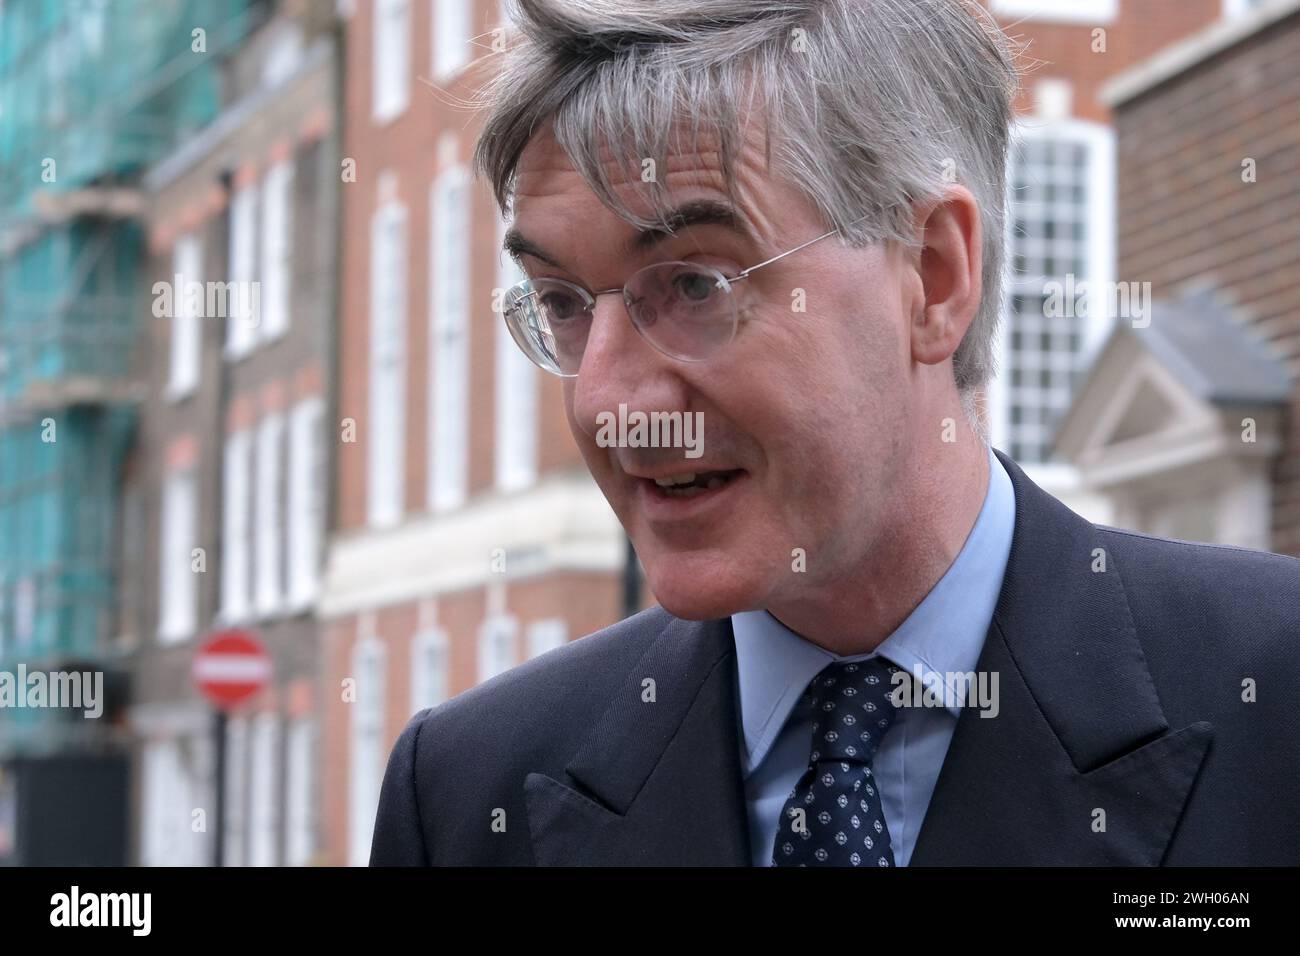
[731,444,1016,866]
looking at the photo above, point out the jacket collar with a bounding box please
[909,450,1213,865]
[526,448,1212,865]
[525,613,752,865]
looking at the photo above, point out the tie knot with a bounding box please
[802,657,901,765]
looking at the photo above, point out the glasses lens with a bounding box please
[624,262,737,362]
[503,278,592,376]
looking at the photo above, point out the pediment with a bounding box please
[1053,328,1218,476]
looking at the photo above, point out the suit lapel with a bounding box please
[525,614,752,865]
[910,450,1213,865]
[527,450,1215,866]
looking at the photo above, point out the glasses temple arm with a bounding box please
[733,226,843,280]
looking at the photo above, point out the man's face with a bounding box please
[509,124,916,621]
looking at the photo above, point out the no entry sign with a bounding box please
[193,629,271,709]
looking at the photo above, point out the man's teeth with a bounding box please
[651,472,732,496]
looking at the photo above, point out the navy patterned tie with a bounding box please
[772,657,902,867]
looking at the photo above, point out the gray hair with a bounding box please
[471,0,1020,400]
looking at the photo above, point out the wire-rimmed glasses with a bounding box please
[499,223,855,377]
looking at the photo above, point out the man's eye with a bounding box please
[673,271,721,302]
[540,291,583,320]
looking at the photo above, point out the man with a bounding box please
[370,0,1300,865]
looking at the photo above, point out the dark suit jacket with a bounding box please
[370,450,1300,865]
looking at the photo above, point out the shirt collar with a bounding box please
[731,444,1016,777]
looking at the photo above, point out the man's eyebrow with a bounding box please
[502,199,756,271]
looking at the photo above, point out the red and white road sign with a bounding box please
[193,629,272,709]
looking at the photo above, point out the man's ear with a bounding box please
[910,186,983,370]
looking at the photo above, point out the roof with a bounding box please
[1130,287,1292,406]
[1102,0,1300,106]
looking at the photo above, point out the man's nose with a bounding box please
[571,294,679,441]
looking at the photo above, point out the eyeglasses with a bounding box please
[499,222,855,377]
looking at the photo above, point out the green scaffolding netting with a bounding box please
[0,1,253,749]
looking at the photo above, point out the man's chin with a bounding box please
[644,564,765,622]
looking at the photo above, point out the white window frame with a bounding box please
[349,637,387,866]
[433,0,471,78]
[992,117,1114,478]
[261,21,304,90]
[287,396,325,609]
[368,199,408,528]
[167,233,202,400]
[428,166,470,512]
[248,711,280,867]
[140,740,170,866]
[285,717,315,866]
[494,207,537,491]
[409,626,449,715]
[158,468,198,643]
[12,575,35,651]
[141,738,203,866]
[226,183,259,358]
[220,428,253,623]
[254,413,285,617]
[477,614,517,683]
[991,0,1118,23]
[223,715,248,866]
[259,160,293,342]
[526,618,567,660]
[373,0,411,123]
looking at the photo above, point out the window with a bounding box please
[259,160,293,341]
[226,184,258,358]
[220,429,252,622]
[255,414,285,616]
[223,715,248,866]
[287,397,324,608]
[410,627,449,715]
[429,166,469,512]
[368,200,408,528]
[285,717,315,866]
[478,615,517,683]
[168,234,202,399]
[12,575,35,651]
[82,0,107,54]
[349,638,386,866]
[526,619,567,660]
[158,469,197,643]
[991,0,1117,23]
[248,711,279,867]
[995,121,1114,466]
[373,0,411,122]
[140,740,175,866]
[262,23,304,89]
[494,209,537,491]
[433,0,470,77]
[140,737,208,866]
[48,31,68,125]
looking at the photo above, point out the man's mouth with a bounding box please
[645,469,745,499]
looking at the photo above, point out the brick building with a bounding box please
[318,0,1248,865]
[978,0,1260,512]
[123,1,339,865]
[319,0,633,867]
[1056,0,1300,554]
